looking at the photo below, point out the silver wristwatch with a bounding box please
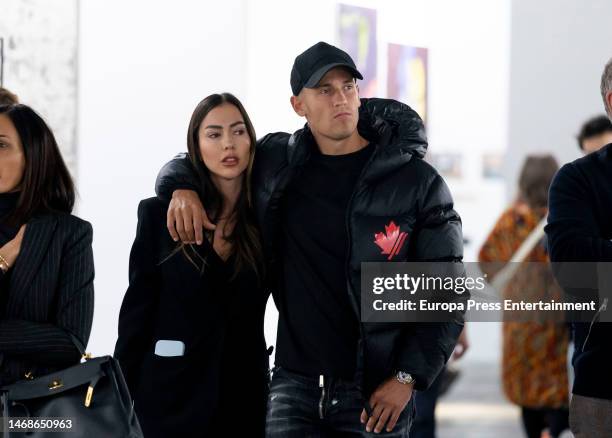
[396,371,415,385]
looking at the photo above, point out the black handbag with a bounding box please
[0,336,143,437]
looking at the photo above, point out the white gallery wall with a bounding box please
[506,0,612,200]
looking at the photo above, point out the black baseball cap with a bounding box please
[290,42,363,96]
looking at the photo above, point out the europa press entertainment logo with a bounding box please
[374,221,408,261]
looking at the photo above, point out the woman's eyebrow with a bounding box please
[204,121,245,129]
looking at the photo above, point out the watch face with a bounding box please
[397,371,414,384]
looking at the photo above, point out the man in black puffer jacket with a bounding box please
[546,56,612,437]
[156,42,466,436]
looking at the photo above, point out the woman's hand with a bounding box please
[0,224,27,270]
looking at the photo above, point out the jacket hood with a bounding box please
[286,98,428,176]
[357,97,427,159]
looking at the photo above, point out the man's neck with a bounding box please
[312,130,369,156]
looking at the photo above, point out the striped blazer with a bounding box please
[0,212,94,386]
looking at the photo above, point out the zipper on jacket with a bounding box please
[581,297,608,352]
[318,375,326,419]
[344,149,378,317]
[343,149,379,393]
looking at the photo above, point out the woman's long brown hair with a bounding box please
[169,93,264,283]
[0,104,75,226]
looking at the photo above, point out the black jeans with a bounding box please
[265,367,415,437]
[410,368,444,438]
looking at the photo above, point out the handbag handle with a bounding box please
[490,216,547,292]
[69,333,93,361]
[22,333,93,381]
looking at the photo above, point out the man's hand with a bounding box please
[0,224,27,269]
[360,377,414,433]
[167,189,215,244]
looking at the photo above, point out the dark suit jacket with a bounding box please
[0,213,95,386]
[114,198,269,438]
[546,143,612,399]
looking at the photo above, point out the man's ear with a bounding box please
[607,91,612,117]
[290,95,306,117]
[356,84,361,108]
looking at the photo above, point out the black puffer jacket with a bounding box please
[156,98,466,395]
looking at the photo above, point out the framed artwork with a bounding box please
[338,4,378,97]
[387,43,428,123]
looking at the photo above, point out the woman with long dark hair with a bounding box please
[114,93,269,437]
[0,104,94,386]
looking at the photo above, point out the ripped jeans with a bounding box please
[265,367,415,438]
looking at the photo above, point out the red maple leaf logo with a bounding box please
[374,221,408,261]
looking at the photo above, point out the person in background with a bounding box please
[0,103,94,387]
[114,93,269,437]
[546,57,612,437]
[0,87,18,105]
[576,114,612,154]
[480,155,570,438]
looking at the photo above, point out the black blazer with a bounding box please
[114,198,269,438]
[0,213,95,386]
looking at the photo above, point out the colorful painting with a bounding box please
[387,44,428,123]
[338,4,377,97]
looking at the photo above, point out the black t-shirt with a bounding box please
[276,143,374,378]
